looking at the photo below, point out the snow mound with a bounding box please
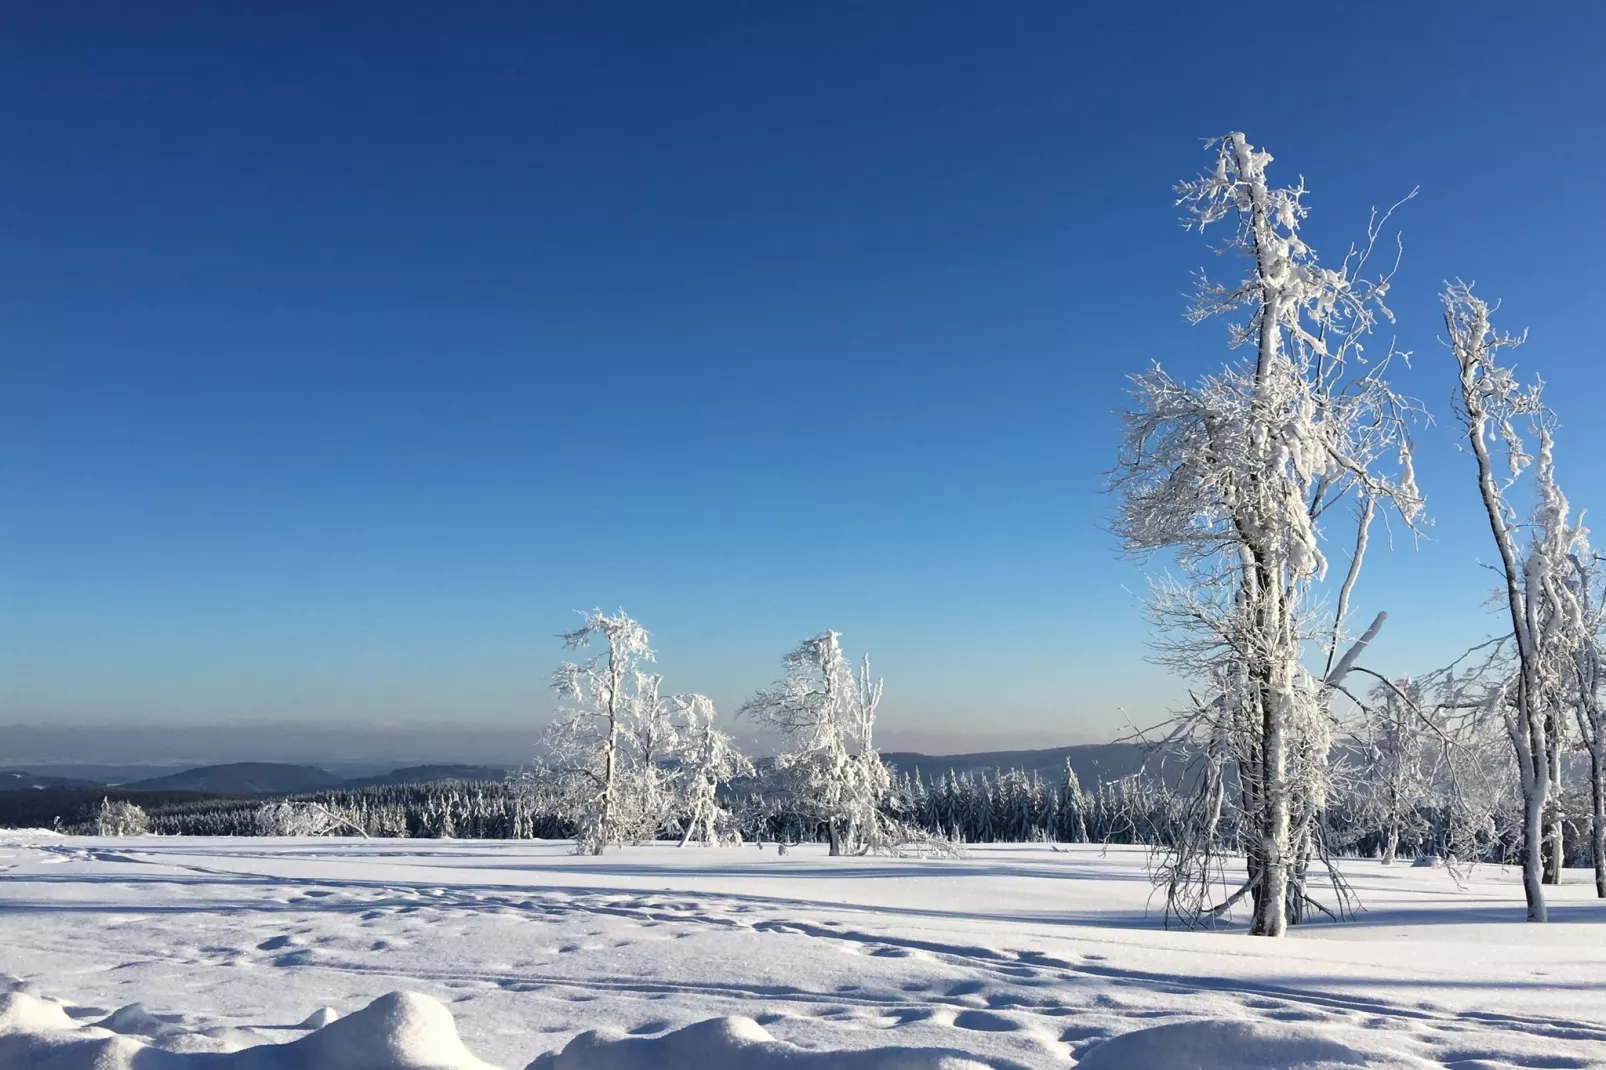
[300,1006,343,1029]
[0,992,76,1034]
[1074,1018,1433,1070]
[525,1015,994,1070]
[99,1002,181,1036]
[0,990,496,1070]
[258,990,496,1069]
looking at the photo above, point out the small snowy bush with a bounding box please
[255,800,366,837]
[95,798,150,836]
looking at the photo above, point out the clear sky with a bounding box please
[3,3,1604,758]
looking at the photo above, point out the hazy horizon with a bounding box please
[0,720,1113,772]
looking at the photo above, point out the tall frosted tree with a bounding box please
[1113,134,1421,935]
[543,609,657,855]
[1445,285,1590,918]
[740,631,894,856]
[1571,554,1606,898]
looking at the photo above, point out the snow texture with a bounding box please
[0,988,495,1068]
[0,833,1602,1068]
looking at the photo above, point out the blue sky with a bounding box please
[2,3,1604,756]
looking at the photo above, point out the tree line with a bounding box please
[42,747,1597,880]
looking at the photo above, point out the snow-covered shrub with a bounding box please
[95,798,150,836]
[254,800,362,837]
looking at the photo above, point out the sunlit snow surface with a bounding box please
[0,835,1603,1068]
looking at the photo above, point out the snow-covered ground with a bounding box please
[0,833,1603,1068]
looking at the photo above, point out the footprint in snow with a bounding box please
[885,1007,937,1025]
[627,1020,673,1035]
[953,1010,1024,1033]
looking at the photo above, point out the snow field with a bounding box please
[0,834,1602,1068]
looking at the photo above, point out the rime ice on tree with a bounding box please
[1112,134,1421,935]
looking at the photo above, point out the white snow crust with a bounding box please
[0,834,1602,1068]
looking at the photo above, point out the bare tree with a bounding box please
[1114,133,1420,935]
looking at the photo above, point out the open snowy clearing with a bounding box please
[0,834,1602,1068]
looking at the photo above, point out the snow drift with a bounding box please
[0,989,497,1070]
[0,988,1005,1070]
[1073,1018,1434,1070]
[526,1015,994,1069]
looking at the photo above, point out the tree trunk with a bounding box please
[1544,714,1563,884]
[1450,299,1547,920]
[1590,743,1606,899]
[1522,779,1549,922]
[1250,687,1290,937]
[827,822,842,856]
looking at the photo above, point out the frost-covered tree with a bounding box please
[1571,554,1606,897]
[255,799,369,838]
[1529,433,1584,886]
[1349,679,1438,865]
[95,798,150,836]
[739,631,947,856]
[541,609,659,854]
[622,669,681,844]
[675,693,754,846]
[1444,284,1589,920]
[740,631,878,855]
[1113,134,1421,936]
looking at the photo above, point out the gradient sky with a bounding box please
[3,3,1604,757]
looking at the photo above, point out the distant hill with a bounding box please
[881,742,1188,788]
[121,763,346,794]
[19,745,1183,802]
[339,764,508,789]
[0,769,103,790]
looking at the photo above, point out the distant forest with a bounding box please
[2,762,1590,867]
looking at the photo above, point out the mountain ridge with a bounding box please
[4,743,1161,798]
